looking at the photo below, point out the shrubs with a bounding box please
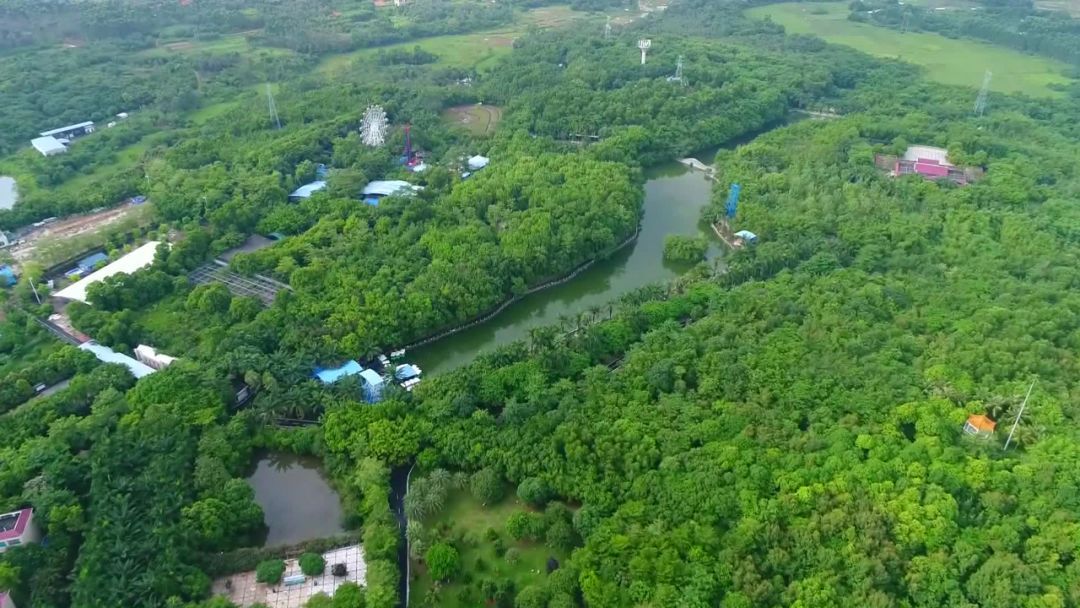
[331,563,348,577]
[255,559,286,585]
[298,552,326,576]
[470,468,505,504]
[516,477,551,506]
[425,542,460,582]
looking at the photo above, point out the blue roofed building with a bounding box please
[77,252,108,273]
[314,360,363,384]
[359,368,385,403]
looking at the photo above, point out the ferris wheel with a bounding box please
[360,105,388,147]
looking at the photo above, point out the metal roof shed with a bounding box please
[31,136,67,156]
[288,181,327,200]
[53,241,162,304]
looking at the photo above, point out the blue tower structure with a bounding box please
[401,124,413,165]
[725,183,741,219]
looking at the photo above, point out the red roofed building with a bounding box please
[0,508,40,552]
[963,414,997,439]
[875,145,984,185]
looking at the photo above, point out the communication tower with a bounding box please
[402,123,413,164]
[605,16,612,39]
[266,84,281,130]
[360,105,388,147]
[638,39,651,65]
[974,70,992,116]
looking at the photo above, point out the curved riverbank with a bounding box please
[412,162,718,375]
[398,227,641,353]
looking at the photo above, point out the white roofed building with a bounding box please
[288,181,327,201]
[79,342,157,379]
[53,241,162,304]
[467,155,490,170]
[134,344,178,370]
[361,180,422,197]
[31,136,67,157]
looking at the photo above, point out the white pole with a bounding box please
[404,462,415,608]
[29,278,41,305]
[1004,379,1036,451]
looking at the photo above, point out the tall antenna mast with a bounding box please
[637,39,651,65]
[667,54,686,86]
[266,84,281,130]
[1003,379,1036,451]
[604,16,612,39]
[974,70,992,116]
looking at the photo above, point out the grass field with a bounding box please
[746,2,1072,96]
[317,5,595,74]
[410,490,571,607]
[442,104,504,136]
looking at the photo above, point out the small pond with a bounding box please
[0,177,16,210]
[247,451,345,547]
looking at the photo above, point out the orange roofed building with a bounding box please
[963,414,996,439]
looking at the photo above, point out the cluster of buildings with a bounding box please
[30,113,130,157]
[876,145,984,185]
[314,355,423,402]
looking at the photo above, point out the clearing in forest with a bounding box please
[745,2,1072,96]
[316,5,598,74]
[410,490,572,608]
[441,104,503,136]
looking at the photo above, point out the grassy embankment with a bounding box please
[746,1,1072,96]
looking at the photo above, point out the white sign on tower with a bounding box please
[638,39,651,65]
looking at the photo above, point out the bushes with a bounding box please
[470,468,505,504]
[516,477,551,507]
[255,559,286,584]
[299,552,326,576]
[425,542,460,582]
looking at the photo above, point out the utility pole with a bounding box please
[28,278,41,305]
[1003,379,1036,451]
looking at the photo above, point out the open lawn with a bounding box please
[442,104,503,136]
[746,2,1072,96]
[410,490,571,608]
[317,5,596,74]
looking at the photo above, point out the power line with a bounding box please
[974,70,992,116]
[1003,379,1036,451]
[262,83,278,130]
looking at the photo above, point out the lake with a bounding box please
[0,177,16,210]
[412,161,720,375]
[247,452,346,547]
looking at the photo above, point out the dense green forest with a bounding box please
[3,0,1080,607]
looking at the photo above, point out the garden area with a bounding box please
[407,470,576,608]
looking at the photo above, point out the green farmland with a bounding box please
[746,2,1072,96]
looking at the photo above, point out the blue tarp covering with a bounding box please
[314,360,363,384]
[0,265,15,287]
[77,252,108,272]
[395,364,422,381]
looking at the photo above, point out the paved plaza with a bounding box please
[212,545,367,608]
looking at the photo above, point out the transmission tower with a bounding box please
[667,55,686,86]
[974,70,992,116]
[638,39,651,65]
[604,16,612,39]
[266,84,281,130]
